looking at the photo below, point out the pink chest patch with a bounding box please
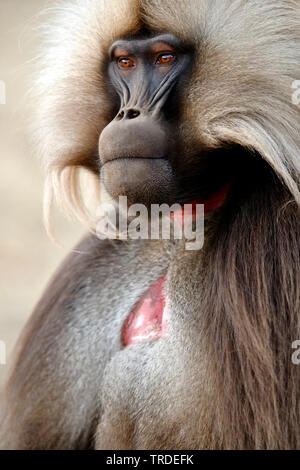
[122,182,232,346]
[122,275,169,346]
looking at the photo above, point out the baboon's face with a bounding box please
[99,32,237,207]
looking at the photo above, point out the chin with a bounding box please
[101,157,176,207]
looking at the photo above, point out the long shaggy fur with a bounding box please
[34,0,300,226]
[10,0,300,449]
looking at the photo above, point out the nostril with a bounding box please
[127,109,140,119]
[116,110,125,121]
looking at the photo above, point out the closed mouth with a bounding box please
[101,156,166,166]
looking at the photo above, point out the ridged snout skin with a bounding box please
[99,116,170,164]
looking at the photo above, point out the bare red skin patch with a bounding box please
[171,181,232,226]
[122,275,169,346]
[122,182,232,346]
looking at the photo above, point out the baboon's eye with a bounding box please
[155,53,176,65]
[118,57,135,69]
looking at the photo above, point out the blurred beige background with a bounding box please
[0,1,84,387]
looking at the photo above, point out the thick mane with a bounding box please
[144,1,300,448]
[144,0,300,202]
[33,0,300,231]
[202,165,300,448]
[32,0,141,230]
[31,0,300,448]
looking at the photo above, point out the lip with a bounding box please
[101,156,166,166]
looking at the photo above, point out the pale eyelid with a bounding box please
[113,48,131,58]
[151,42,175,54]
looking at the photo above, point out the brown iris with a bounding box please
[156,53,176,65]
[118,57,135,69]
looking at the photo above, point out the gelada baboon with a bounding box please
[1,0,300,450]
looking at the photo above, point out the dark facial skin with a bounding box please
[98,33,192,206]
[99,33,238,208]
